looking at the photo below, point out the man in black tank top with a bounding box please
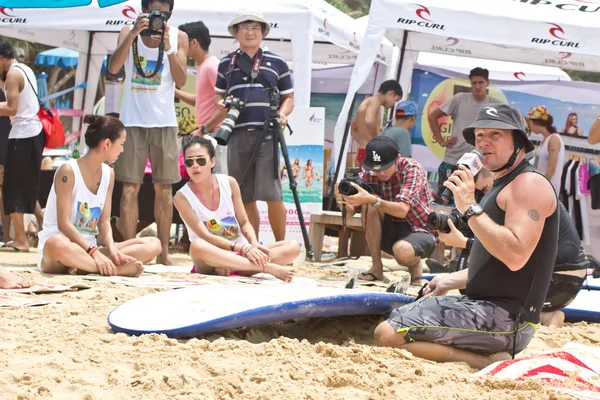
[373,104,558,370]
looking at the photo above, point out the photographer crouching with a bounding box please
[213,10,294,241]
[373,104,558,370]
[335,136,436,284]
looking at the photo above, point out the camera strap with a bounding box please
[228,48,272,91]
[132,34,165,79]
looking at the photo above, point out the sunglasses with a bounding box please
[184,157,208,168]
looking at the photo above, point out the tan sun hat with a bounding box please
[227,9,270,38]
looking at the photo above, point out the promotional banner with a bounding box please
[409,66,600,172]
[257,107,325,257]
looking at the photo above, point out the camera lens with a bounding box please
[338,180,357,196]
[427,212,451,233]
[150,17,163,31]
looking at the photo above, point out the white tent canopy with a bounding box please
[333,0,600,181]
[0,0,394,141]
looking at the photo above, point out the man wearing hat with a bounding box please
[382,100,418,157]
[372,104,558,370]
[214,9,294,241]
[338,136,436,284]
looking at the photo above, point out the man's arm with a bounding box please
[427,107,448,147]
[467,173,556,271]
[0,69,21,117]
[589,117,600,145]
[168,28,188,88]
[174,88,196,106]
[278,93,294,123]
[544,135,561,181]
[108,20,145,74]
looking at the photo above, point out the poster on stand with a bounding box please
[257,107,325,257]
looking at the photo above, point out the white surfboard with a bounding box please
[563,290,600,323]
[108,283,413,338]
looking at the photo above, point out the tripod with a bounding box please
[239,89,314,259]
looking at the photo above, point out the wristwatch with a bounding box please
[372,197,382,209]
[463,203,483,221]
[201,125,211,135]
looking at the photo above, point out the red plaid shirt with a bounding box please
[361,157,433,233]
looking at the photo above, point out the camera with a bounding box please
[426,209,470,234]
[141,8,169,36]
[338,168,378,196]
[214,97,246,146]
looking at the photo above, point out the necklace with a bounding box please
[190,175,215,211]
[78,159,102,188]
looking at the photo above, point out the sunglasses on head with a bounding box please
[184,156,208,168]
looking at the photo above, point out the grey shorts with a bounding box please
[386,295,536,356]
[381,214,436,258]
[114,126,180,185]
[227,128,282,203]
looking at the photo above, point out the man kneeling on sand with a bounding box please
[373,104,558,370]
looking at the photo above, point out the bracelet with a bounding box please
[165,47,175,56]
[230,241,237,251]
[241,244,253,256]
[88,245,99,256]
[86,244,97,255]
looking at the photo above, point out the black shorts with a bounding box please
[543,273,585,312]
[3,130,44,215]
[381,213,435,258]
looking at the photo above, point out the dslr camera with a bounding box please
[426,209,470,234]
[214,97,246,146]
[141,8,169,36]
[338,168,378,196]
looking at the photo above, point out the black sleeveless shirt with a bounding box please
[466,160,559,324]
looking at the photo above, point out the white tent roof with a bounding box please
[333,0,599,180]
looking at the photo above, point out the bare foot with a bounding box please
[540,311,565,328]
[156,254,175,266]
[215,267,231,276]
[117,261,144,277]
[0,267,30,289]
[265,263,296,282]
[479,351,512,370]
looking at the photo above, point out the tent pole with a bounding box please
[395,31,409,83]
[327,93,357,210]
[78,31,94,145]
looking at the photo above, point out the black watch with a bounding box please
[201,125,211,135]
[463,203,483,221]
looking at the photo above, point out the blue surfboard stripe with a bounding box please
[108,292,414,338]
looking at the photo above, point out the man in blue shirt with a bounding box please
[214,9,294,241]
[383,100,417,157]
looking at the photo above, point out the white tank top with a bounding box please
[536,133,565,195]
[38,159,112,246]
[119,28,179,128]
[177,174,248,245]
[6,64,42,139]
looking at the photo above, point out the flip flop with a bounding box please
[0,243,30,253]
[357,272,381,282]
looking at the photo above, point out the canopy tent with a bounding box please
[0,0,395,147]
[333,0,600,181]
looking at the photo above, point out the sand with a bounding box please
[0,249,596,399]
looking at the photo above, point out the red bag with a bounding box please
[38,105,65,149]
[15,65,66,149]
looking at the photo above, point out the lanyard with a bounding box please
[229,48,264,79]
[190,176,215,211]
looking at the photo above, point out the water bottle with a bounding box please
[72,146,80,159]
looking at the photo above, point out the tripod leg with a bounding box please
[273,118,314,259]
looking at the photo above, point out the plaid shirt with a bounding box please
[361,157,433,233]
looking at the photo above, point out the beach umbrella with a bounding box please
[35,47,107,73]
[36,72,49,108]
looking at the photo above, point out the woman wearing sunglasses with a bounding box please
[174,136,299,281]
[37,114,162,276]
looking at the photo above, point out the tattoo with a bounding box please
[61,176,68,183]
[528,209,540,221]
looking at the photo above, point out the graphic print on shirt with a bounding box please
[205,216,240,240]
[74,201,102,234]
[131,56,163,91]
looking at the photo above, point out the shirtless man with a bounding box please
[351,80,403,167]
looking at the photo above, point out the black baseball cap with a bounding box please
[462,103,535,153]
[362,136,399,172]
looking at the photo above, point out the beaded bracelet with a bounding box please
[241,244,253,256]
[230,241,237,251]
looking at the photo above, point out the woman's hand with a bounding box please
[244,246,269,267]
[253,243,272,261]
[108,246,136,266]
[92,251,118,276]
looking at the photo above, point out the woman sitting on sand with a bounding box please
[174,136,299,282]
[37,114,161,276]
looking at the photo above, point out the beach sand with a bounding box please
[0,249,596,399]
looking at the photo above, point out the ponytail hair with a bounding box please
[83,114,125,148]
